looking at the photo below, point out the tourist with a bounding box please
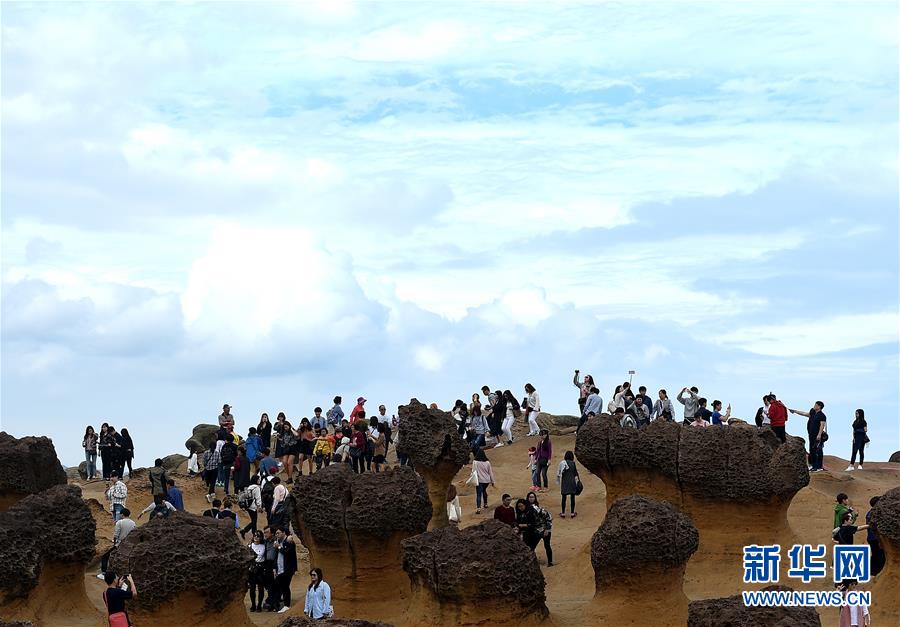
[203,498,222,519]
[494,494,517,527]
[535,430,552,491]
[219,433,239,494]
[789,401,827,472]
[525,383,541,436]
[500,390,519,446]
[754,395,771,428]
[557,450,580,518]
[148,458,168,497]
[446,484,462,524]
[452,399,469,437]
[273,527,298,613]
[297,420,315,476]
[677,386,700,425]
[203,441,221,503]
[696,398,712,423]
[102,572,137,625]
[847,409,868,471]
[573,370,594,415]
[363,417,378,472]
[489,388,506,444]
[526,446,539,492]
[247,530,267,612]
[579,387,603,432]
[261,526,278,611]
[82,426,98,480]
[311,407,327,432]
[165,479,184,511]
[257,413,273,449]
[120,428,135,477]
[218,496,241,530]
[304,567,333,619]
[834,511,868,545]
[98,423,112,480]
[106,471,128,521]
[608,385,623,414]
[313,428,334,470]
[219,403,235,429]
[377,404,394,457]
[98,508,136,578]
[867,496,886,575]
[767,394,788,443]
[689,413,710,428]
[652,389,676,422]
[833,493,858,529]
[637,386,653,416]
[710,401,731,426]
[258,448,279,476]
[275,418,298,483]
[269,476,289,530]
[273,412,287,457]
[349,420,367,474]
[370,423,387,473]
[527,491,553,566]
[138,493,176,520]
[351,397,367,422]
[472,448,497,514]
[106,426,125,479]
[629,395,652,426]
[333,436,351,464]
[233,445,252,492]
[326,396,344,434]
[240,475,263,539]
[837,579,870,627]
[515,498,539,549]
[246,427,263,472]
[469,398,488,451]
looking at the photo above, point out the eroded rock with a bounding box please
[0,433,67,510]
[185,423,219,455]
[278,618,394,627]
[688,586,821,627]
[870,486,900,627]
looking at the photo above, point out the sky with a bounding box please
[2,1,898,469]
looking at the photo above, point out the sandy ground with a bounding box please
[72,437,899,626]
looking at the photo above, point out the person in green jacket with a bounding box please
[833,492,858,529]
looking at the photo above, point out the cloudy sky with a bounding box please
[2,1,898,468]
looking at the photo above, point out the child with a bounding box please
[313,429,334,470]
[526,447,539,492]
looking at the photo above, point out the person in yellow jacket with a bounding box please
[313,428,334,471]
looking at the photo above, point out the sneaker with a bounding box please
[277,606,290,614]
[845,465,854,472]
[475,508,481,515]
[96,573,106,579]
[858,464,864,470]
[494,442,505,448]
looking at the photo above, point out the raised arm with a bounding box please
[573,371,582,388]
[789,408,810,417]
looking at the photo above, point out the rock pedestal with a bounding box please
[870,486,900,627]
[0,433,67,511]
[184,423,219,455]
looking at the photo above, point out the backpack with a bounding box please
[620,415,637,429]
[261,478,275,511]
[237,487,253,511]
[220,443,237,466]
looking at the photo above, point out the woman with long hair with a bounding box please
[608,385,622,414]
[515,498,539,548]
[573,370,594,415]
[297,419,315,477]
[535,429,552,491]
[556,450,580,518]
[82,426,98,480]
[499,390,519,447]
[304,568,332,619]
[469,393,487,451]
[489,389,506,445]
[846,409,868,472]
[451,399,469,438]
[247,530,267,612]
[257,413,272,449]
[98,422,112,481]
[120,428,134,476]
[525,383,541,436]
[472,448,496,514]
[526,491,553,566]
[273,412,287,457]
[276,418,298,482]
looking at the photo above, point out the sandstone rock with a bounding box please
[110,512,253,625]
[67,464,85,481]
[396,399,469,529]
[870,486,900,627]
[889,450,900,463]
[291,464,430,611]
[278,618,394,627]
[688,586,821,627]
[0,485,99,625]
[402,519,548,625]
[0,621,35,627]
[160,453,188,473]
[185,423,219,455]
[0,433,67,510]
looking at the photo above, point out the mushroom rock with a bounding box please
[0,485,100,625]
[160,453,188,473]
[511,412,580,439]
[401,519,548,626]
[109,512,253,626]
[870,486,900,627]
[688,586,821,626]
[889,450,900,463]
[589,495,698,626]
[184,423,219,455]
[0,433,67,511]
[278,618,394,627]
[575,415,809,597]
[290,464,431,617]
[396,398,470,529]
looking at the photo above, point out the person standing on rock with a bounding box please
[494,494,517,527]
[98,507,136,578]
[120,428,135,477]
[527,491,554,566]
[269,476,289,529]
[106,426,125,479]
[148,458,168,497]
[535,430,552,491]
[275,418,298,482]
[834,511,868,545]
[98,422,112,480]
[349,419,367,474]
[273,527,298,614]
[83,425,98,480]
[579,387,604,432]
[219,403,235,429]
[789,401,827,472]
[240,475,263,539]
[755,395,771,428]
[203,440,221,503]
[557,450,580,518]
[106,471,128,521]
[866,496,886,575]
[489,388,506,444]
[846,409,868,472]
[351,396,367,422]
[257,413,272,449]
[677,387,700,425]
[233,445,252,492]
[304,567,333,619]
[573,370,595,416]
[767,394,788,443]
[525,383,541,437]
[710,401,731,426]
[246,427,263,473]
[652,389,676,422]
[469,397,489,451]
[219,433,238,494]
[473,448,497,514]
[326,397,344,434]
[369,422,387,473]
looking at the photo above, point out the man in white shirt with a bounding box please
[99,507,136,577]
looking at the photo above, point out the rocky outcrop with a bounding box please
[402,519,548,625]
[290,464,431,614]
[396,399,469,529]
[870,487,900,627]
[110,512,253,626]
[588,495,698,625]
[0,485,100,624]
[160,453,188,473]
[0,433,67,510]
[889,451,900,463]
[185,423,219,455]
[688,586,821,626]
[575,415,808,598]
[278,618,394,627]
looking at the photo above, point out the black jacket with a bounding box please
[276,537,298,575]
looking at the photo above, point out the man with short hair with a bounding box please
[105,471,128,521]
[273,527,298,613]
[637,386,653,416]
[378,404,394,457]
[677,387,700,425]
[261,526,279,611]
[148,458,168,497]
[102,572,137,622]
[493,494,516,527]
[219,403,235,428]
[218,496,240,530]
[219,433,238,495]
[165,479,184,511]
[203,498,222,519]
[790,401,827,472]
[99,507,136,577]
[326,396,344,434]
[311,407,327,432]
[835,511,869,545]
[258,448,279,476]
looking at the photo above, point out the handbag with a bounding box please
[574,478,584,496]
[103,590,131,627]
[465,467,478,486]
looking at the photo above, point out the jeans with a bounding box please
[531,466,539,487]
[112,503,124,522]
[476,483,489,509]
[561,493,576,514]
[537,459,549,488]
[470,433,485,451]
[218,464,232,493]
[85,450,97,479]
[808,437,824,470]
[850,437,865,465]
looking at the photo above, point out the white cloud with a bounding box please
[413,345,446,372]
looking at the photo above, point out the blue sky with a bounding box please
[2,1,898,468]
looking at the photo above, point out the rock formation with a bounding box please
[278,618,394,627]
[575,415,809,597]
[402,519,548,625]
[0,433,67,510]
[396,399,469,528]
[589,495,698,626]
[185,423,219,455]
[688,586,821,626]
[110,512,253,626]
[160,453,188,473]
[290,464,431,616]
[889,450,900,463]
[870,486,900,627]
[0,485,100,625]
